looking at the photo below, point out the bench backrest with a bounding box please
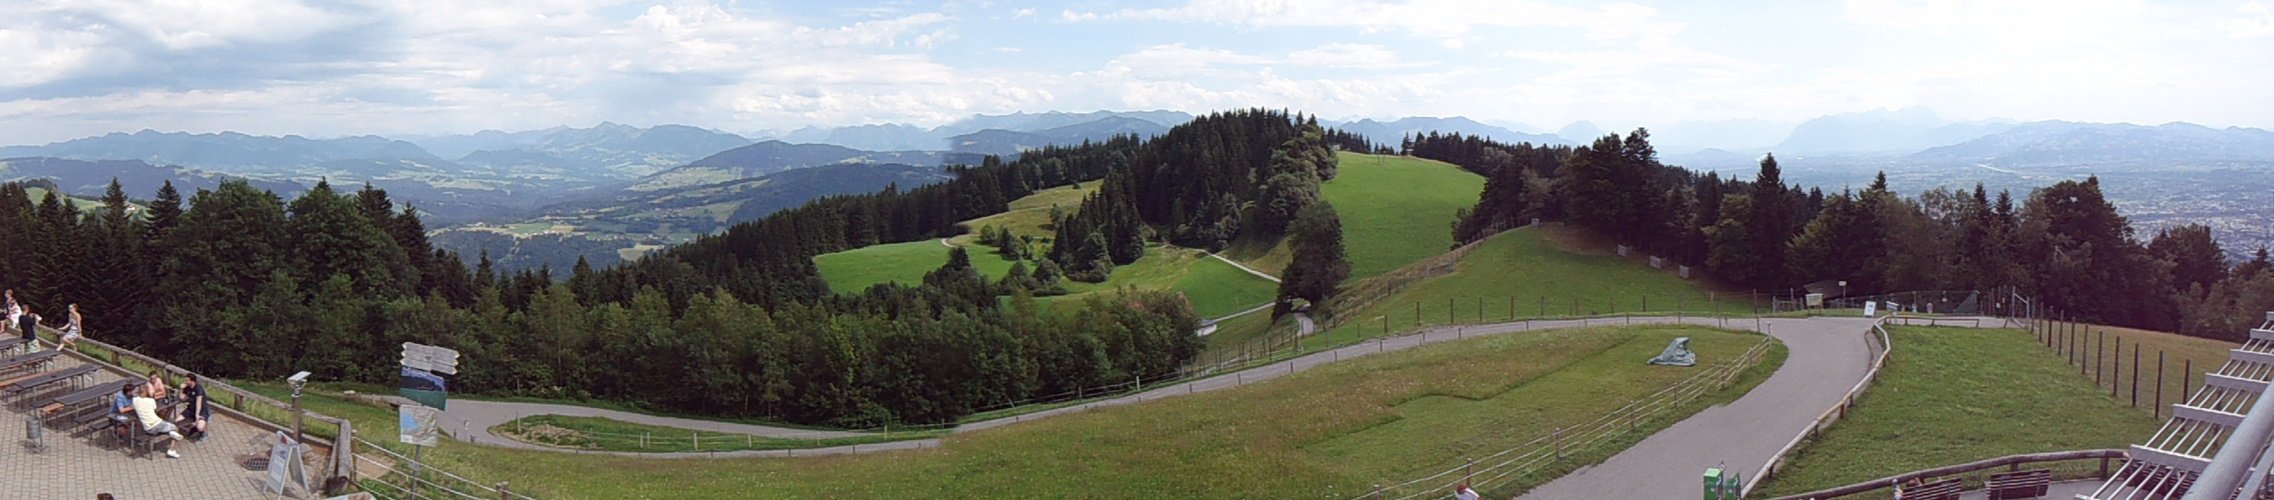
[1986,469,2051,499]
[1905,478,1964,500]
[0,349,60,369]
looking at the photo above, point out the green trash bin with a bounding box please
[1721,470,1742,499]
[1702,468,1724,500]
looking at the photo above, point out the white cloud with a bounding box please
[2226,1,2274,37]
[1011,7,1034,19]
[1074,0,1683,45]
[1288,43,1421,69]
[1101,44,1274,79]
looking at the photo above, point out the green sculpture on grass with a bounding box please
[1649,337,1697,366]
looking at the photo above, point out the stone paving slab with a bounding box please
[1,357,332,499]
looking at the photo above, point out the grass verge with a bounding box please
[1750,325,2163,499]
[490,415,948,453]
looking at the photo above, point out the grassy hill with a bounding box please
[1306,225,1754,349]
[815,181,1277,319]
[957,182,1099,240]
[265,324,1781,499]
[1224,152,1484,281]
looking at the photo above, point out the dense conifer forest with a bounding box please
[1417,130,2274,337]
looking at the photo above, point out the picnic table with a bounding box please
[0,337,27,356]
[0,349,60,375]
[45,379,138,425]
[1,364,99,404]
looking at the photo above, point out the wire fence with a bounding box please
[1361,336,1775,500]
[355,436,538,500]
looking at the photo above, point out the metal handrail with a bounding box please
[1766,449,2127,500]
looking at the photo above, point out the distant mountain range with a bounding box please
[1326,117,1571,147]
[1912,121,2274,166]
[773,110,1195,152]
[1773,107,2019,154]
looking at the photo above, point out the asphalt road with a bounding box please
[1515,316,1878,500]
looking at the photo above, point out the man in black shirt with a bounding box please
[178,377,210,440]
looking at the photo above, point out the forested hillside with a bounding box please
[1422,130,2274,338]
[0,109,1357,428]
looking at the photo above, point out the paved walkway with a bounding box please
[2,355,331,498]
[1517,316,1878,500]
[1207,252,1280,282]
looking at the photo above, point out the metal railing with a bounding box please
[1766,449,2127,500]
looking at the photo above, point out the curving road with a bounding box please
[442,315,1880,463]
[1515,316,1878,500]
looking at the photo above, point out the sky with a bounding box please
[1,0,2270,146]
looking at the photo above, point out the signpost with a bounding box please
[399,343,458,411]
[397,342,458,499]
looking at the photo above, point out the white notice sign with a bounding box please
[1864,301,1877,317]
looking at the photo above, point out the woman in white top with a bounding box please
[59,303,82,350]
[132,382,183,458]
[3,289,19,336]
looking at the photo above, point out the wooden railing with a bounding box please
[1766,449,2126,500]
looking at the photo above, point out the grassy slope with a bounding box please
[269,325,1778,499]
[1309,226,1755,349]
[1222,153,1484,282]
[1753,325,2164,498]
[958,182,1100,241]
[1320,152,1485,281]
[812,239,1023,294]
[2037,321,2236,421]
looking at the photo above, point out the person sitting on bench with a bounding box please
[177,376,208,440]
[110,382,136,442]
[131,383,183,458]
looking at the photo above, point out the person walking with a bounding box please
[58,303,82,350]
[3,289,19,337]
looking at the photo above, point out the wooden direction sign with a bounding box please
[399,342,460,375]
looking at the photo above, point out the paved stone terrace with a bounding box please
[0,354,332,499]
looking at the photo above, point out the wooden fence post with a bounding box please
[2131,344,2140,407]
[2111,337,2120,398]
[498,482,510,500]
[2156,351,2165,419]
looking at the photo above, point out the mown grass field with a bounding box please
[1308,225,1755,350]
[258,325,1780,499]
[811,238,1023,294]
[1320,152,1485,281]
[1220,152,1484,282]
[958,182,1099,240]
[1751,325,2165,498]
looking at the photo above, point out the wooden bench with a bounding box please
[1899,478,1963,500]
[0,337,28,357]
[1986,469,2051,499]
